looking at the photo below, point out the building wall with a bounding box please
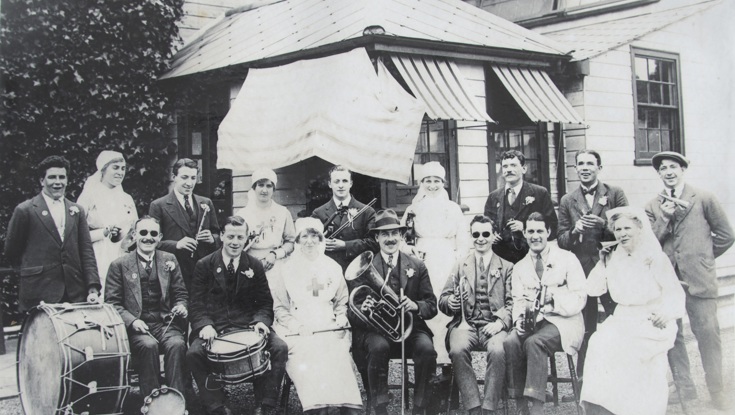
[563,3,735,325]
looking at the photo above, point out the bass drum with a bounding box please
[17,302,130,415]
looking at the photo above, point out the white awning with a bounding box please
[491,64,584,124]
[217,48,426,184]
[391,55,495,123]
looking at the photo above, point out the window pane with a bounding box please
[636,129,648,153]
[647,130,661,152]
[647,110,659,128]
[637,108,647,128]
[660,61,673,83]
[661,130,671,151]
[650,83,662,104]
[428,122,446,153]
[662,84,671,105]
[416,125,428,153]
[524,131,538,161]
[525,162,540,185]
[636,81,648,103]
[508,130,522,150]
[660,111,670,129]
[635,57,648,81]
[648,59,660,81]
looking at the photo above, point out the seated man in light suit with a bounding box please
[503,212,586,415]
[439,215,514,415]
[105,216,189,398]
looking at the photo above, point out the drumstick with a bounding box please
[145,330,159,344]
[209,336,253,348]
[284,326,350,337]
[162,314,175,336]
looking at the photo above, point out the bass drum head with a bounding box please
[141,387,187,415]
[18,310,63,414]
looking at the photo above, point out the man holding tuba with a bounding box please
[347,209,437,415]
[438,215,514,415]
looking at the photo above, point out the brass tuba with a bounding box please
[345,252,414,342]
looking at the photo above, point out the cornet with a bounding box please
[659,193,690,209]
[453,275,472,331]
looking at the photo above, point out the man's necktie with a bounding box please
[227,258,235,278]
[387,254,394,276]
[670,188,676,198]
[479,256,486,274]
[581,186,597,196]
[534,254,544,279]
[184,195,194,218]
[507,188,516,205]
[140,256,152,272]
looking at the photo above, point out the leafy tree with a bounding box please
[0,0,184,324]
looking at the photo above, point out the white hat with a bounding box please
[96,150,124,171]
[251,168,277,186]
[418,161,445,182]
[295,217,324,236]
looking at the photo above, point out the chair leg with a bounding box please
[280,374,292,415]
[566,354,582,415]
[549,354,559,406]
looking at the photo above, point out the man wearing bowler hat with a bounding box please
[645,151,734,410]
[348,209,437,415]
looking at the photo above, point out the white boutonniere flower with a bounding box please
[200,203,210,212]
[598,196,608,206]
[545,263,553,271]
[165,261,176,271]
[216,267,222,273]
[69,206,80,216]
[496,202,500,208]
[42,210,49,216]
[524,196,535,206]
[244,268,255,278]
[406,268,415,278]
[491,269,502,279]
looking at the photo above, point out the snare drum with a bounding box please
[17,302,130,415]
[141,387,187,414]
[206,329,270,384]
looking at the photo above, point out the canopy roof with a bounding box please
[161,0,574,79]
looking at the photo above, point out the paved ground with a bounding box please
[0,328,732,414]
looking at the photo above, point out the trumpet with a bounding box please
[659,193,690,209]
[345,252,413,342]
[520,284,547,335]
[454,275,472,331]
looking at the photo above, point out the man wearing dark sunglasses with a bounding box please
[105,216,189,399]
[439,215,514,415]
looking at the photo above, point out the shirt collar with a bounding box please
[580,181,599,192]
[174,189,191,207]
[380,251,397,266]
[475,250,494,266]
[41,192,64,208]
[222,251,241,268]
[136,251,155,262]
[532,246,550,262]
[333,195,351,208]
[664,183,686,198]
[504,180,523,195]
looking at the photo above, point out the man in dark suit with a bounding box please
[105,216,188,398]
[349,209,437,415]
[311,165,378,271]
[438,215,514,415]
[186,216,287,415]
[645,151,734,410]
[557,149,628,375]
[4,155,100,311]
[483,150,557,263]
[149,158,220,290]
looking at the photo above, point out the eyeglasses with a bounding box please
[138,229,160,237]
[472,231,492,239]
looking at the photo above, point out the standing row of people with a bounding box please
[4,147,733,415]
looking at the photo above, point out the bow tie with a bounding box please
[581,187,597,196]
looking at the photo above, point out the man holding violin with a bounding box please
[186,216,287,415]
[311,165,378,271]
[645,151,734,410]
[503,213,586,415]
[438,215,514,415]
[104,216,188,399]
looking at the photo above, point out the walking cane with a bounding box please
[401,288,406,415]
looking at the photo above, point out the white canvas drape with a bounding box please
[217,48,426,184]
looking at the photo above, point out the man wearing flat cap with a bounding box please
[645,151,734,410]
[348,209,437,415]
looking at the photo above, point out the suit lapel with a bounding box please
[673,185,696,230]
[124,255,142,311]
[496,190,506,229]
[398,253,408,290]
[154,253,169,305]
[487,254,504,292]
[33,195,62,246]
[572,187,590,216]
[589,183,608,217]
[193,195,206,234]
[463,255,477,311]
[164,192,193,235]
[62,199,75,244]
[213,253,227,292]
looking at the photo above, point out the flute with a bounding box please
[192,204,211,258]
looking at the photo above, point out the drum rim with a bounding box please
[206,329,266,357]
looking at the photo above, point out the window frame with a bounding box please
[630,47,685,165]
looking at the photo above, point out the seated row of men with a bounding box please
[103,208,579,415]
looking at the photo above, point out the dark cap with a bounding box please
[652,151,689,170]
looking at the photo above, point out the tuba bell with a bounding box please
[345,251,414,342]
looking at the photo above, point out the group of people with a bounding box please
[3,147,733,415]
